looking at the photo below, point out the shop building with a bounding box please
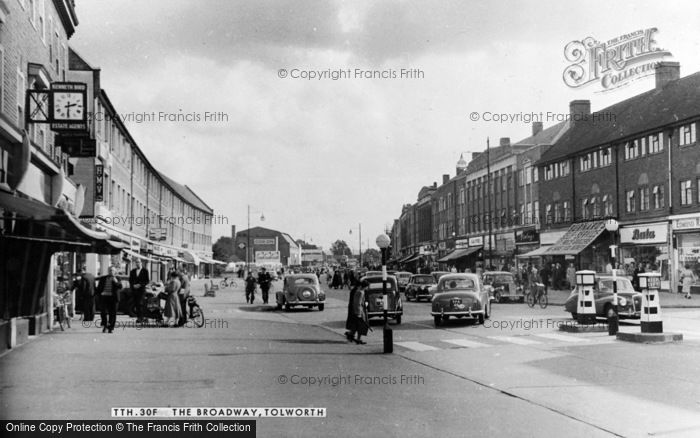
[234,226,301,269]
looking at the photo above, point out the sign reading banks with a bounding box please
[563,28,673,92]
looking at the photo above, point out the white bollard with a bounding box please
[639,272,663,333]
[576,270,597,325]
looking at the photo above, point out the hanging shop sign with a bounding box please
[94,164,104,202]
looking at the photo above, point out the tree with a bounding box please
[212,236,236,262]
[330,240,352,256]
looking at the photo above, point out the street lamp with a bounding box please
[246,205,265,275]
[349,223,362,267]
[604,218,619,335]
[376,233,392,354]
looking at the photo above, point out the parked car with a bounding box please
[363,275,402,324]
[431,271,451,282]
[482,271,524,303]
[276,274,325,311]
[404,274,437,302]
[395,271,412,292]
[431,273,491,327]
[564,275,642,320]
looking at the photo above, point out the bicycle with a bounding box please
[219,277,238,288]
[53,293,71,331]
[526,283,548,309]
[186,295,205,327]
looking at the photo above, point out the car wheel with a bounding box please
[604,304,617,318]
[395,315,401,324]
[433,316,442,327]
[318,304,324,311]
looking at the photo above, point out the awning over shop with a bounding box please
[544,221,607,255]
[200,257,227,265]
[437,246,481,263]
[124,249,155,262]
[397,252,418,263]
[402,253,422,263]
[516,246,552,258]
[181,249,201,266]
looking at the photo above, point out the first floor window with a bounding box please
[652,185,665,209]
[626,190,636,213]
[639,186,650,211]
[681,180,692,205]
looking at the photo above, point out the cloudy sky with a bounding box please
[70,0,700,253]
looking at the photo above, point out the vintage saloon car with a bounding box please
[404,274,437,302]
[276,274,325,311]
[564,275,642,319]
[395,271,413,292]
[431,273,491,327]
[482,271,524,303]
[363,275,402,324]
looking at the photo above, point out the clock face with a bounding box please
[53,92,85,121]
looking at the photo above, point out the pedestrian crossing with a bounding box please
[395,332,621,352]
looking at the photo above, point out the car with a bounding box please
[431,273,491,327]
[404,274,437,302]
[431,271,451,283]
[276,274,326,311]
[363,275,402,324]
[482,271,524,303]
[395,271,412,292]
[564,275,642,320]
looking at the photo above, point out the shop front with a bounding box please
[671,215,700,291]
[514,227,540,269]
[619,221,670,290]
[543,221,610,271]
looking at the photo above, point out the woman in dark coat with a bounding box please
[344,281,369,344]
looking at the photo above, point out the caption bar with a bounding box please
[2,420,255,437]
[112,407,326,418]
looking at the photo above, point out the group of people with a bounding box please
[161,267,192,327]
[244,268,273,304]
[511,262,576,293]
[328,269,355,289]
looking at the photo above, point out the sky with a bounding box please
[69,0,700,254]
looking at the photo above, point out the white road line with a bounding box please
[395,341,439,352]
[535,333,590,343]
[489,335,542,345]
[443,338,491,348]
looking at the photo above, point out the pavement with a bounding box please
[543,287,700,308]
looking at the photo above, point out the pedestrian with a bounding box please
[245,271,257,304]
[680,264,697,299]
[631,261,644,291]
[177,270,190,326]
[163,271,182,327]
[258,267,272,304]
[566,263,576,291]
[539,263,551,293]
[128,259,150,323]
[75,265,96,321]
[344,280,369,344]
[96,266,122,333]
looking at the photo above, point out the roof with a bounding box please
[515,121,569,147]
[157,172,214,214]
[538,71,700,165]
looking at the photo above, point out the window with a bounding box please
[517,169,524,187]
[581,198,589,219]
[554,202,561,223]
[626,190,636,212]
[639,186,649,211]
[533,201,539,225]
[0,45,4,115]
[0,147,8,185]
[563,201,571,222]
[600,148,612,166]
[648,133,663,154]
[580,155,591,172]
[680,180,692,205]
[680,123,697,146]
[602,195,612,216]
[545,204,552,224]
[698,179,700,203]
[652,185,665,209]
[591,196,599,218]
[544,164,553,180]
[624,141,639,160]
[16,65,26,127]
[524,166,532,185]
[533,166,539,182]
[560,160,570,176]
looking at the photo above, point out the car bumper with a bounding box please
[367,310,402,318]
[431,309,484,317]
[287,300,324,306]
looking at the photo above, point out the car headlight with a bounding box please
[618,297,627,306]
[302,290,312,299]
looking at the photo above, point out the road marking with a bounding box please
[443,338,491,348]
[489,335,542,345]
[535,333,590,343]
[395,341,439,352]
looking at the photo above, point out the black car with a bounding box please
[405,274,437,302]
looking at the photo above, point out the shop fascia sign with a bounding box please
[673,217,700,230]
[619,222,667,244]
[455,239,469,249]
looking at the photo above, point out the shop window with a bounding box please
[680,180,692,206]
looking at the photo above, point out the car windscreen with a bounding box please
[441,278,476,290]
[413,276,435,285]
[366,280,397,292]
[486,275,512,284]
[598,279,634,292]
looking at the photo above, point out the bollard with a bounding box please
[576,270,597,325]
[639,272,663,333]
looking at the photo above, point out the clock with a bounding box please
[53,91,85,121]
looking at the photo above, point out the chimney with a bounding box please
[231,225,236,238]
[655,61,680,89]
[433,182,437,188]
[499,137,510,147]
[442,174,450,185]
[532,122,543,136]
[569,100,591,124]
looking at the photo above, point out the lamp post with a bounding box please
[245,205,265,275]
[605,218,619,335]
[376,233,393,354]
[349,223,362,267]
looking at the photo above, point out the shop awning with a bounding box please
[181,249,201,266]
[124,249,155,262]
[437,246,481,263]
[397,252,418,263]
[516,246,552,258]
[402,253,422,263]
[543,221,607,255]
[200,257,227,265]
